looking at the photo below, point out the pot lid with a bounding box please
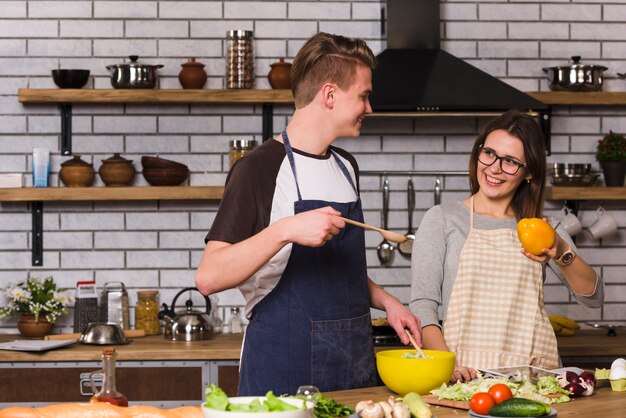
[543,56,608,71]
[181,57,205,68]
[102,153,133,164]
[107,55,164,70]
[61,155,92,167]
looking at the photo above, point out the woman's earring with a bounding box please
[526,178,531,183]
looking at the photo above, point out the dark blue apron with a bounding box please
[238,130,376,396]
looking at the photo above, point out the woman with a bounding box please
[410,110,603,383]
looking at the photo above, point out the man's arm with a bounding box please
[368,279,422,346]
[195,207,345,295]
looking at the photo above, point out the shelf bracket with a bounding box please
[262,103,273,142]
[31,201,43,266]
[60,103,72,155]
[539,109,551,156]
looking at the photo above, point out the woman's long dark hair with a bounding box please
[468,110,547,219]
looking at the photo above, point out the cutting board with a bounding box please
[421,395,469,410]
[44,329,146,340]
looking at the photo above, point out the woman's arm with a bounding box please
[523,223,604,307]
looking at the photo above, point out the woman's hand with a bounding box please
[521,218,562,263]
[450,366,478,383]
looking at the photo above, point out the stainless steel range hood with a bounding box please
[369,0,548,114]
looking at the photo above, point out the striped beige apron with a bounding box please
[443,196,560,370]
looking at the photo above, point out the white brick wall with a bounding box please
[0,0,624,334]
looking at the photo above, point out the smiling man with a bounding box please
[195,32,422,396]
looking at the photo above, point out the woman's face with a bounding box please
[476,129,530,202]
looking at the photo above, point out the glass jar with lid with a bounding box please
[226,30,255,89]
[135,290,160,335]
[229,139,257,167]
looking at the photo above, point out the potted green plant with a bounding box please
[0,276,73,338]
[596,131,626,186]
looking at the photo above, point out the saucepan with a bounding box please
[106,55,164,89]
[543,56,608,92]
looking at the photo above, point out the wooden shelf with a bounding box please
[18,89,626,107]
[528,91,626,106]
[0,186,224,202]
[18,88,295,104]
[546,186,626,200]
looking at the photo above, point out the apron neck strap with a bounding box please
[470,195,475,229]
[281,130,358,202]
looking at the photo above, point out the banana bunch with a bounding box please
[549,315,580,336]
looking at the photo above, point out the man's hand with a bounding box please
[281,206,345,247]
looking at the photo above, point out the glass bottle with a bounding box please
[135,290,160,335]
[89,347,128,407]
[230,307,244,334]
[229,139,257,167]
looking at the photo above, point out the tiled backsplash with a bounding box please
[0,1,624,333]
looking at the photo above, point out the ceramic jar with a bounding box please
[268,58,292,89]
[178,57,207,89]
[99,153,135,187]
[59,155,95,187]
[18,313,53,339]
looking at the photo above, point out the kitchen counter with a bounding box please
[0,332,243,362]
[0,329,624,363]
[327,385,626,417]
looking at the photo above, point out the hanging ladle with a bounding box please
[376,179,395,265]
[398,179,415,258]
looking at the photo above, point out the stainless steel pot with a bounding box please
[543,56,608,92]
[106,55,163,89]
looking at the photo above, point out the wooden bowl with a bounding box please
[142,167,189,186]
[141,156,188,170]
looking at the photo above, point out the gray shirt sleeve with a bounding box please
[409,200,604,329]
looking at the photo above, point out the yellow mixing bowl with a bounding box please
[376,349,455,395]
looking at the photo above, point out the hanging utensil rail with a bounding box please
[360,170,468,176]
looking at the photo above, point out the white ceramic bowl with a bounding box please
[202,396,314,418]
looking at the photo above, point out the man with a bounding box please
[195,32,421,396]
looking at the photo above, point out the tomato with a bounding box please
[488,383,513,404]
[517,218,555,255]
[469,392,496,415]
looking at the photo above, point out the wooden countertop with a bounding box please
[0,333,243,362]
[0,329,622,363]
[556,329,626,357]
[328,385,626,417]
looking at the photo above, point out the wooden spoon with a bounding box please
[405,328,427,359]
[339,217,408,244]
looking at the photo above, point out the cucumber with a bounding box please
[488,398,551,417]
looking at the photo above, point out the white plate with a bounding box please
[0,339,77,352]
[468,407,557,418]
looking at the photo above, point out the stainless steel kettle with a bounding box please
[158,287,213,341]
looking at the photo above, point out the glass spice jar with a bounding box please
[226,30,254,89]
[229,139,257,167]
[135,290,160,335]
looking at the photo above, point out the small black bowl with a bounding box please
[51,69,90,89]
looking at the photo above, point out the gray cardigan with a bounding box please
[409,200,604,329]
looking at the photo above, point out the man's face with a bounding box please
[333,64,373,138]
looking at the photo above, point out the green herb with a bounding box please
[313,395,354,418]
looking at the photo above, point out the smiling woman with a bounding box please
[410,110,604,384]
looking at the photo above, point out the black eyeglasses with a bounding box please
[478,147,526,175]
